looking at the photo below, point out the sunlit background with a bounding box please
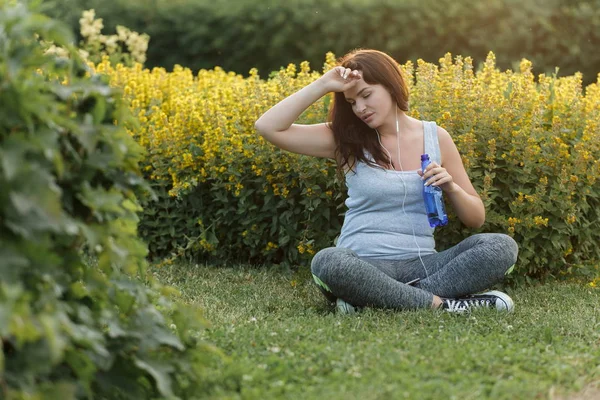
[44,0,600,86]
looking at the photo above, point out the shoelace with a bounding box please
[446,298,493,312]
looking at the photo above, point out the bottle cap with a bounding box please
[421,154,430,161]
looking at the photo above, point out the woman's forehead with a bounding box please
[343,81,376,99]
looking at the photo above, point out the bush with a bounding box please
[95,58,340,267]
[94,49,600,283]
[0,2,237,398]
[44,0,600,86]
[76,8,150,66]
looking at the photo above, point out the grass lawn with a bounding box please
[152,263,600,400]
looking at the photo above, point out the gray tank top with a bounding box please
[336,121,441,260]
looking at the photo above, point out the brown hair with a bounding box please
[328,49,410,179]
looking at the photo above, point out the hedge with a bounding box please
[45,0,600,85]
[93,50,600,283]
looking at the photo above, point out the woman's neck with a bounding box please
[376,110,411,138]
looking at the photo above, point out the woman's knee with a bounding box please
[310,247,356,302]
[310,247,357,276]
[482,233,518,276]
[467,233,518,275]
[494,234,518,265]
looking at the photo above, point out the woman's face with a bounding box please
[343,78,394,129]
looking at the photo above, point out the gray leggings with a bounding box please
[310,233,518,309]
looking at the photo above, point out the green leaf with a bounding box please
[64,349,96,395]
[40,314,67,363]
[114,289,136,313]
[36,382,77,400]
[91,95,107,124]
[78,184,126,216]
[0,147,22,181]
[133,357,174,397]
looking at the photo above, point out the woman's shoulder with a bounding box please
[434,124,454,145]
[418,118,452,142]
[434,124,461,165]
[405,115,425,130]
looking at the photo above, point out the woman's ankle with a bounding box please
[431,295,443,309]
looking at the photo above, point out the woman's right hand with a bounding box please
[318,66,362,93]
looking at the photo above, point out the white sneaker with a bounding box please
[336,298,359,315]
[441,290,514,313]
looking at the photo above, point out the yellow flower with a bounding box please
[508,217,521,226]
[533,216,548,227]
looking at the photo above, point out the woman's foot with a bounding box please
[440,290,514,313]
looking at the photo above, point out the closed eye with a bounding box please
[347,94,369,105]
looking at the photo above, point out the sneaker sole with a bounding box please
[484,290,514,312]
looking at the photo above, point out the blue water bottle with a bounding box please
[421,154,448,227]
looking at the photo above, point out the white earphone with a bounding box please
[375,107,430,279]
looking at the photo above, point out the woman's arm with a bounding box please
[421,126,485,228]
[254,67,361,159]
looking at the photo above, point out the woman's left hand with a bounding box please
[418,161,458,193]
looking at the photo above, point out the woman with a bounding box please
[255,49,518,314]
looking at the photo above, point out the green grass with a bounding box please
[152,263,600,399]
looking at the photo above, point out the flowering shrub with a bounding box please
[409,53,600,283]
[92,56,340,268]
[43,9,149,68]
[94,51,600,282]
[79,9,149,66]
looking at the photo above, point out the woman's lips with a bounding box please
[362,113,374,122]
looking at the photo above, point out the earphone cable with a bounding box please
[375,108,430,279]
